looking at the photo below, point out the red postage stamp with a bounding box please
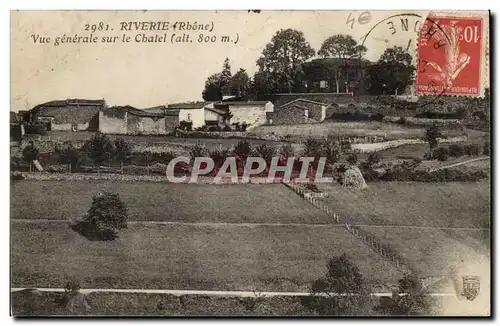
[416,14,485,96]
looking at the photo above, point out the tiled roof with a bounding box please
[281,98,328,108]
[167,102,209,109]
[33,99,105,108]
[107,106,167,118]
[217,101,270,106]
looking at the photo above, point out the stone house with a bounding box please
[98,106,179,135]
[166,102,208,129]
[165,102,225,129]
[28,99,106,131]
[269,98,330,124]
[214,101,273,129]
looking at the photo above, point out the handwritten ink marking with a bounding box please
[347,11,372,29]
[346,13,355,29]
[386,21,397,35]
[358,12,372,25]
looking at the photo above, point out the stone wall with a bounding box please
[229,105,267,127]
[99,111,128,134]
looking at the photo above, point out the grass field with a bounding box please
[315,181,490,279]
[11,221,402,292]
[250,122,465,140]
[11,181,331,224]
[317,182,490,229]
[11,290,489,316]
[362,226,490,278]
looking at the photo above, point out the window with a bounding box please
[319,80,328,89]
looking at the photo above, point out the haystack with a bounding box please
[341,166,367,189]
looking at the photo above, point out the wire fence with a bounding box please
[283,182,413,275]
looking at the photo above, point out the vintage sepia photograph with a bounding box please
[9,10,491,317]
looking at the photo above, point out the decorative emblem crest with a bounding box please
[462,276,480,301]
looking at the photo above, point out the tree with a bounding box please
[318,35,367,93]
[368,46,415,95]
[113,138,133,173]
[83,191,128,240]
[202,58,238,101]
[22,141,39,172]
[256,29,315,94]
[423,124,444,152]
[220,57,232,96]
[375,274,434,315]
[302,253,371,315]
[254,143,276,163]
[233,140,253,161]
[84,132,115,174]
[202,73,224,101]
[57,144,82,173]
[230,68,252,99]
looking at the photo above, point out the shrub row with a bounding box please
[380,166,488,182]
[427,143,488,162]
[328,112,384,122]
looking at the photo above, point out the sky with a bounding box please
[11,10,439,111]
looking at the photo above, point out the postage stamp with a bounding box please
[9,10,490,318]
[416,12,488,97]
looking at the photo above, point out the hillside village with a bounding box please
[10,21,491,316]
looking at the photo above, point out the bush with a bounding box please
[381,163,487,182]
[346,152,358,165]
[370,113,385,121]
[82,191,128,239]
[57,144,82,172]
[396,116,407,125]
[279,143,295,159]
[254,143,276,162]
[366,152,381,166]
[448,144,465,157]
[423,124,444,151]
[433,147,449,162]
[22,142,39,163]
[464,143,481,156]
[240,122,248,132]
[483,141,490,156]
[179,120,193,131]
[84,132,115,171]
[130,151,175,166]
[24,123,47,135]
[233,140,252,160]
[209,149,230,165]
[189,143,208,160]
[207,125,222,132]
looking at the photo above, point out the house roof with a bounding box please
[167,102,209,109]
[32,99,106,109]
[107,105,169,118]
[217,101,270,106]
[30,99,106,124]
[280,98,329,108]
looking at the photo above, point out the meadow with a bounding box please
[11,221,402,292]
[10,181,331,224]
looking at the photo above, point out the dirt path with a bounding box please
[427,157,490,172]
[10,287,457,297]
[10,219,489,230]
